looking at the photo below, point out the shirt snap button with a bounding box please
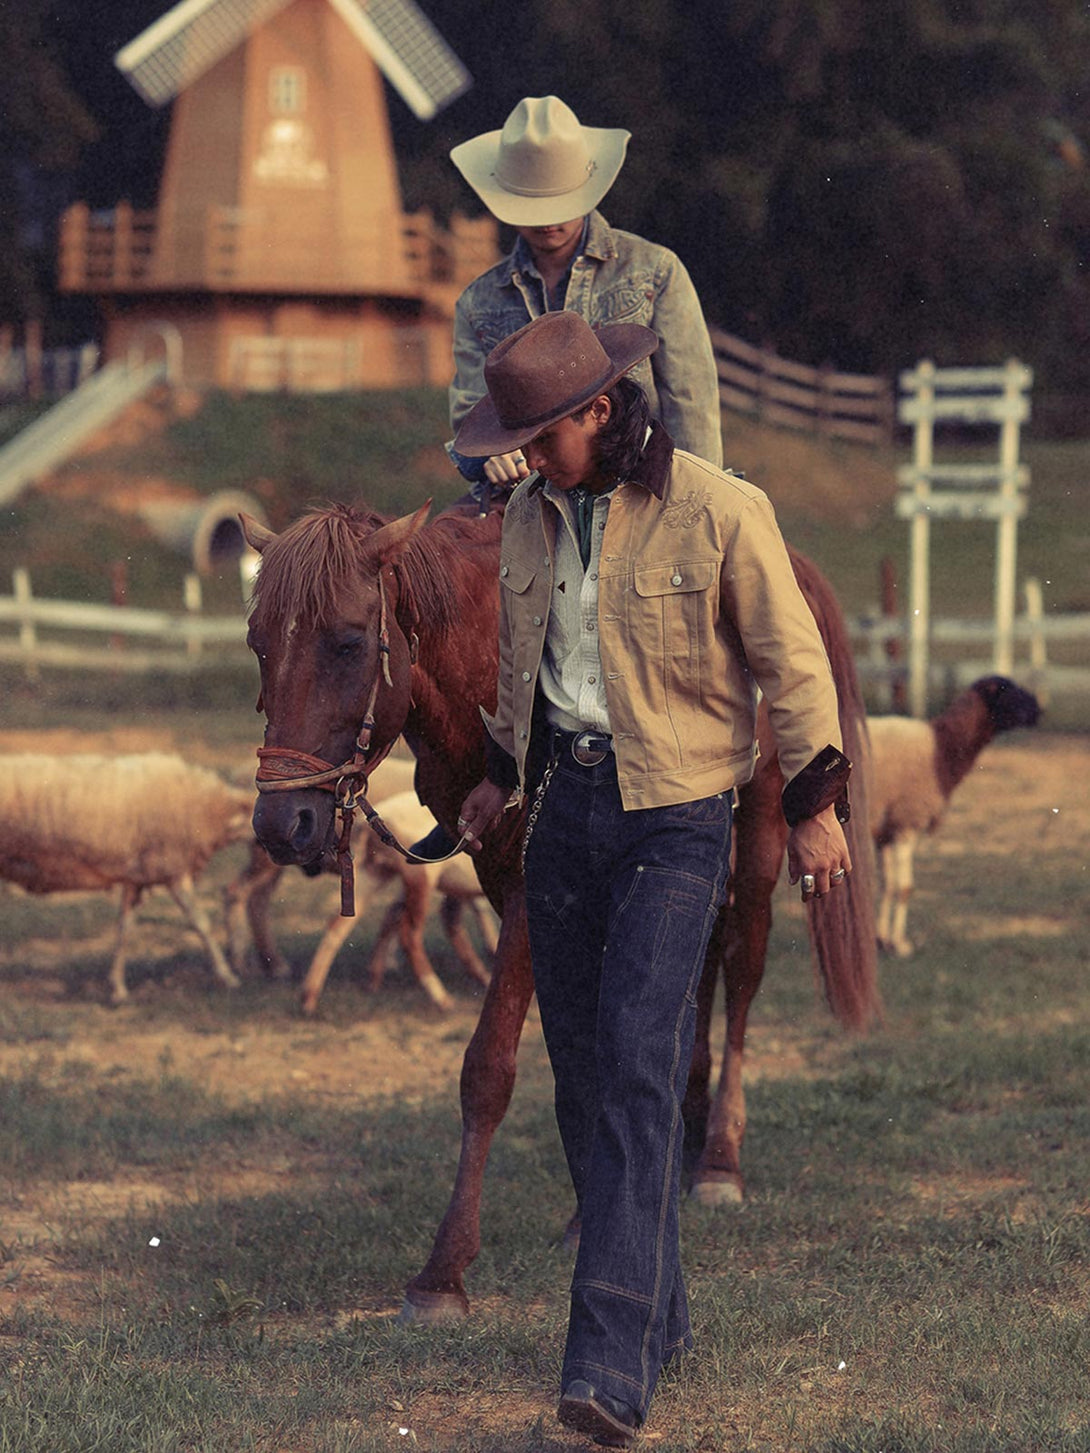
[671,573,683,586]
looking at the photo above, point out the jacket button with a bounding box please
[521,671,531,681]
[533,615,542,626]
[671,572,683,586]
[500,565,509,577]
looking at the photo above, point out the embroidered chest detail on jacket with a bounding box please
[661,489,712,530]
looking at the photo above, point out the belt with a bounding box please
[552,727,614,767]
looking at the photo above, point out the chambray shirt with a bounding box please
[448,211,723,480]
[538,481,614,735]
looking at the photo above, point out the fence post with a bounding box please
[993,359,1025,675]
[13,566,40,682]
[184,573,203,659]
[1023,577,1049,708]
[906,361,935,718]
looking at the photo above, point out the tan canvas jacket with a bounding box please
[484,433,844,811]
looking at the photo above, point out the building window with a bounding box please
[269,67,305,115]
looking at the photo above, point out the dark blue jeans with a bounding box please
[524,749,732,1423]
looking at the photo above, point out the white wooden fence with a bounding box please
[897,359,1033,716]
[0,569,251,677]
[3,569,1087,708]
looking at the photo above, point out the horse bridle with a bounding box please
[253,569,470,915]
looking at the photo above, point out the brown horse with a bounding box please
[241,498,878,1320]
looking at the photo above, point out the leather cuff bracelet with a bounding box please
[781,744,852,827]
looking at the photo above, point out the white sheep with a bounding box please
[297,789,497,1015]
[0,752,256,1003]
[868,675,1040,956]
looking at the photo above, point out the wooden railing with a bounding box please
[58,201,497,297]
[710,327,894,447]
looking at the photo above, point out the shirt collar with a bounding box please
[512,215,592,281]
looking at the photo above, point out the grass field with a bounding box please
[0,716,1087,1452]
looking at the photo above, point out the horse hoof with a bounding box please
[398,1288,469,1324]
[689,1176,744,1207]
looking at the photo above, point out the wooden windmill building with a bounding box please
[59,0,497,390]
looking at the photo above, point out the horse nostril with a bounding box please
[291,807,317,854]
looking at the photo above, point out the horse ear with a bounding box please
[240,512,277,554]
[363,499,432,568]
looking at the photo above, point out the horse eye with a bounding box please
[335,637,364,659]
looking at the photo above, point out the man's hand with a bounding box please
[457,779,514,853]
[483,450,532,486]
[787,804,852,901]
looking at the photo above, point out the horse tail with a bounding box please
[788,546,881,1030]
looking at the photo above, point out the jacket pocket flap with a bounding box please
[633,560,718,597]
[499,557,537,594]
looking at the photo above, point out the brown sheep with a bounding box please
[868,676,1040,956]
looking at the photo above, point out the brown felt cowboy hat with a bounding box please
[450,96,630,228]
[454,312,659,459]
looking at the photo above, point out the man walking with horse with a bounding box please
[454,310,852,1446]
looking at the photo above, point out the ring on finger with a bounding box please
[830,868,846,883]
[801,874,816,894]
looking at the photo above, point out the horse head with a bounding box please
[242,501,429,868]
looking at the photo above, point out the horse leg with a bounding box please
[682,924,721,1180]
[690,777,788,1205]
[224,841,290,981]
[470,898,500,955]
[169,872,241,991]
[402,893,535,1321]
[440,895,492,986]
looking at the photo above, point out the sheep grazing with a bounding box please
[0,752,256,1003]
[297,789,497,1016]
[868,675,1041,956]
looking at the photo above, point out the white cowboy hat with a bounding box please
[450,96,630,227]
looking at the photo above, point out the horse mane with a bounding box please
[250,501,501,640]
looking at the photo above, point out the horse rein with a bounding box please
[253,570,471,916]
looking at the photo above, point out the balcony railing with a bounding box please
[59,201,498,299]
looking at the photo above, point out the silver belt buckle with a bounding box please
[571,730,610,766]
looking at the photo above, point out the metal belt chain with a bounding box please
[520,756,557,874]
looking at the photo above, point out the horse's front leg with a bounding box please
[401,891,535,1321]
[690,773,788,1206]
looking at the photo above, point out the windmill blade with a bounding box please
[116,0,295,107]
[326,0,471,120]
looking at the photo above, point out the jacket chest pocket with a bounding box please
[592,281,655,326]
[499,556,545,669]
[629,560,719,658]
[475,305,534,351]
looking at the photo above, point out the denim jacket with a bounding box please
[449,211,723,476]
[483,427,844,812]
